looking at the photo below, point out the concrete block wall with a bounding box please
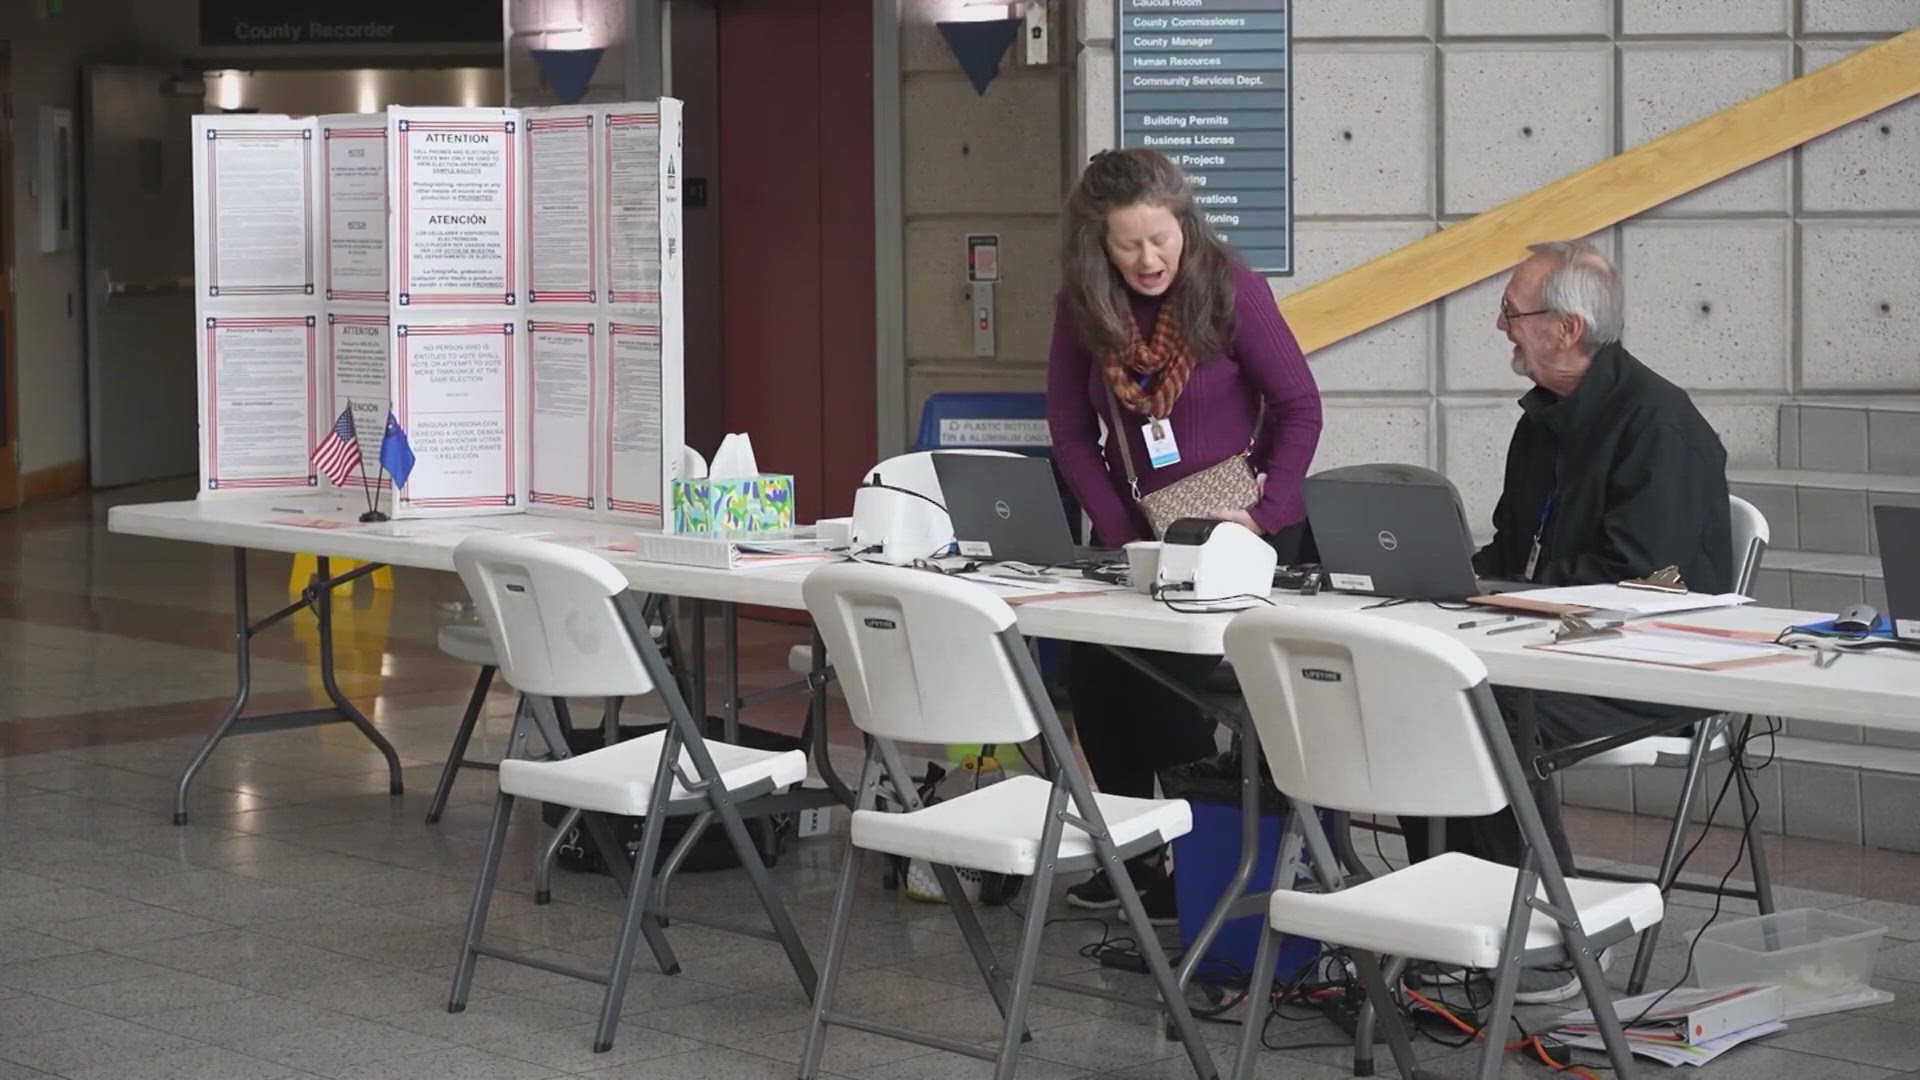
[899,14,1074,427]
[1068,0,1920,533]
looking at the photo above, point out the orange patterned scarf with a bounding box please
[1101,302,1194,419]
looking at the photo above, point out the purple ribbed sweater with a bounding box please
[1046,263,1323,547]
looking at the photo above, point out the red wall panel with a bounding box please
[717,0,875,526]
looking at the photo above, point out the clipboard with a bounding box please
[1619,565,1688,593]
[1470,578,1750,619]
[1526,625,1805,671]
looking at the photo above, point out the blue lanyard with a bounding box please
[1535,490,1557,540]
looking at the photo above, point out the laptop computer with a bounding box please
[1873,505,1920,643]
[931,452,1118,568]
[1302,464,1528,601]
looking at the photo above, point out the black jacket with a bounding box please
[1474,343,1732,596]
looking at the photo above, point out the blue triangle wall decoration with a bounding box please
[531,46,605,105]
[937,18,1022,95]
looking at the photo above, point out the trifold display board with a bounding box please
[191,102,686,524]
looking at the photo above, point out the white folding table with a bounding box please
[108,495,1920,997]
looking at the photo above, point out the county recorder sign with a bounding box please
[198,0,501,46]
[1115,0,1292,275]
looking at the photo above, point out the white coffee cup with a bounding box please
[1124,541,1163,595]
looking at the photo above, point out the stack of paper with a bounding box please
[630,532,839,570]
[1553,985,1786,1068]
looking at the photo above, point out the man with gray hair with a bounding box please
[1401,239,1732,1003]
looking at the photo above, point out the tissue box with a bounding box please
[671,474,795,536]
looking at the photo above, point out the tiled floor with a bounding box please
[3,481,1920,1079]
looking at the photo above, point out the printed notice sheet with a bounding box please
[390,107,520,308]
[325,313,390,491]
[524,108,597,304]
[605,109,663,307]
[197,315,320,496]
[391,320,525,516]
[192,115,317,300]
[605,320,665,525]
[528,319,597,514]
[319,115,388,303]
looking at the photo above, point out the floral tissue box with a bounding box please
[670,474,795,536]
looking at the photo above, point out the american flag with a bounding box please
[310,406,362,486]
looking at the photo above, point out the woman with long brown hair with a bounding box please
[1046,147,1322,918]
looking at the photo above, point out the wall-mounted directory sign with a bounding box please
[1115,0,1292,275]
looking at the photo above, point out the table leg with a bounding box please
[689,599,708,724]
[173,549,259,826]
[314,557,404,795]
[723,603,741,743]
[171,548,403,826]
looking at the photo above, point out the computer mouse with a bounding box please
[1834,603,1879,636]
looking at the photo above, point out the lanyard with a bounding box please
[1525,463,1559,582]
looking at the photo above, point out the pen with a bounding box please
[269,507,304,514]
[1458,615,1515,630]
[1486,619,1542,636]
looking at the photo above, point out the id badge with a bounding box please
[1143,419,1181,469]
[1524,538,1542,581]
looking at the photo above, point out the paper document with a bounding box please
[1555,985,1788,1067]
[1554,1022,1786,1067]
[1479,584,1752,618]
[1534,627,1800,670]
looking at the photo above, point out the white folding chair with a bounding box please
[445,537,816,1054]
[1560,494,1775,991]
[424,624,625,828]
[1222,607,1661,1080]
[797,562,1219,1080]
[425,439,707,827]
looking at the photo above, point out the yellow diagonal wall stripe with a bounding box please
[1279,28,1920,356]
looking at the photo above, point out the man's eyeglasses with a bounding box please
[1499,301,1552,321]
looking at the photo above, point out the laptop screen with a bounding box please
[930,453,1080,566]
[1301,465,1482,600]
[1874,505,1920,641]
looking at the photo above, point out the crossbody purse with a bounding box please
[1103,383,1263,540]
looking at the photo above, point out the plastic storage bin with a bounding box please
[1693,908,1886,1001]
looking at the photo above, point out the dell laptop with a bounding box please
[1303,463,1527,601]
[1873,505,1920,644]
[931,453,1116,567]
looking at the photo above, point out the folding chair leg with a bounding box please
[428,666,495,825]
[1350,949,1419,1080]
[449,790,515,1012]
[592,796,674,1052]
[1230,922,1284,1080]
[1105,840,1220,1080]
[932,862,1027,1038]
[1628,719,1716,994]
[800,751,881,1080]
[991,785,1070,1080]
[534,806,580,905]
[1474,867,1536,1080]
[712,792,818,999]
[1566,926,1640,1080]
[799,835,867,1079]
